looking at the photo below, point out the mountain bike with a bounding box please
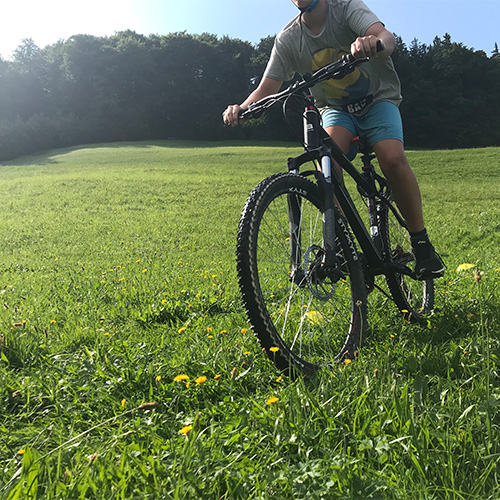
[235,50,435,376]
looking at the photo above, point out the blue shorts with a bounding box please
[321,101,404,160]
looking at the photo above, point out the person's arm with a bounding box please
[222,76,283,127]
[350,22,395,59]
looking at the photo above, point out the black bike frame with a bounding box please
[287,118,393,276]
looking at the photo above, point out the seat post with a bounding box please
[351,136,376,170]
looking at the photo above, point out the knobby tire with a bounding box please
[237,173,367,376]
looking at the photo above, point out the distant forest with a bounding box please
[1,30,499,160]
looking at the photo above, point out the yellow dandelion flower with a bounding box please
[244,351,250,355]
[161,299,167,304]
[220,330,227,335]
[214,374,221,380]
[179,424,193,435]
[270,346,279,353]
[156,375,162,381]
[207,327,213,332]
[344,359,352,365]
[136,260,141,263]
[276,376,283,382]
[104,332,110,336]
[178,327,187,333]
[18,449,26,455]
[195,376,207,384]
[174,374,189,382]
[50,320,56,324]
[305,310,324,325]
[241,328,249,334]
[266,396,279,405]
[456,263,475,273]
[121,399,126,407]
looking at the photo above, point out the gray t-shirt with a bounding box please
[263,0,402,114]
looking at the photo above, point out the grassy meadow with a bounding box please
[0,141,499,499]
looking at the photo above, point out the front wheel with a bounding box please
[378,199,435,321]
[237,173,367,376]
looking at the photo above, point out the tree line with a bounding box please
[0,30,499,161]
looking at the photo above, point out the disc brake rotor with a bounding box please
[303,245,336,301]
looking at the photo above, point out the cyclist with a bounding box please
[222,0,444,279]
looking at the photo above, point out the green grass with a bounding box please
[0,141,499,499]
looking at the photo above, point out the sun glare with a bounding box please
[0,0,137,58]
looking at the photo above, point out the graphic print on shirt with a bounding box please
[312,47,370,101]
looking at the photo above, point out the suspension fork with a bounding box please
[287,103,338,276]
[287,190,302,276]
[318,155,338,269]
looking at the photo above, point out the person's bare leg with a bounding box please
[373,139,424,233]
[374,138,444,278]
[325,125,355,177]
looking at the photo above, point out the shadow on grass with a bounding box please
[1,139,298,167]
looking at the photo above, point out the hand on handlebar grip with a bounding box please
[351,36,385,59]
[223,104,243,127]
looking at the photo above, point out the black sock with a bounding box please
[410,228,429,247]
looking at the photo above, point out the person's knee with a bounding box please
[381,153,409,173]
[375,142,410,175]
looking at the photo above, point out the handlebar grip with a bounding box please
[376,39,385,53]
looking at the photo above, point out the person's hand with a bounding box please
[351,35,384,59]
[223,104,243,127]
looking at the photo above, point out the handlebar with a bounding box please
[239,41,384,121]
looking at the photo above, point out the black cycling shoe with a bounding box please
[413,240,445,280]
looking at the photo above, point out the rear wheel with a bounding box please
[237,173,367,375]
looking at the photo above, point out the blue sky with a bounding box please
[1,0,498,59]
